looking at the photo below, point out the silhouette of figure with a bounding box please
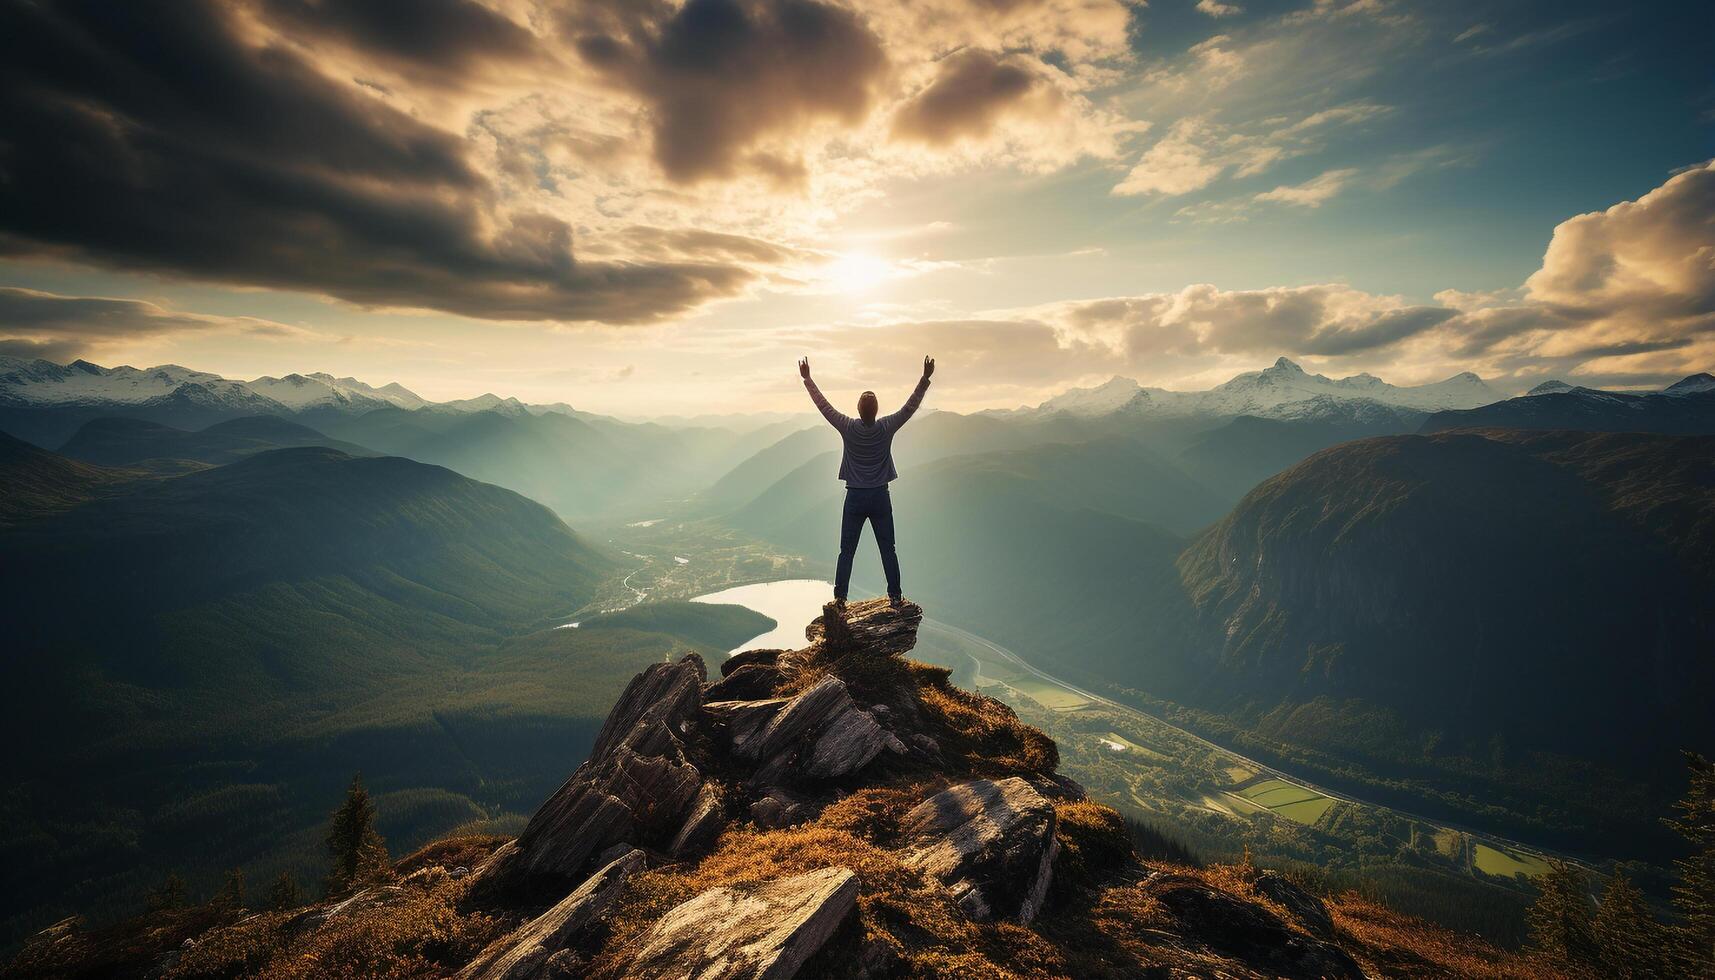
[799,355,934,607]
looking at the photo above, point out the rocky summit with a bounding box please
[9,596,1537,979]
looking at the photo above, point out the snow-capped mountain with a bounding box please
[1019,357,1500,421]
[438,392,530,415]
[1664,373,1715,396]
[0,357,262,407]
[1033,376,1147,417]
[0,357,434,414]
[244,372,429,411]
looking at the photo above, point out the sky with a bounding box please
[0,0,1711,415]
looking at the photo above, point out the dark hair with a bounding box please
[858,390,879,422]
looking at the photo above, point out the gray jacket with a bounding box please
[803,375,931,488]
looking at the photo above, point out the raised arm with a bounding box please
[799,357,852,431]
[882,356,934,431]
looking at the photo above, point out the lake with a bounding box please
[690,578,833,654]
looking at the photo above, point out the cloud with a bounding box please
[892,49,1053,146]
[0,287,316,359]
[1196,0,1243,18]
[568,0,889,184]
[1037,283,1456,360]
[1112,119,1232,195]
[0,0,784,325]
[1254,167,1359,207]
[1419,160,1715,378]
[257,0,543,81]
[1525,160,1715,323]
[1113,106,1382,196]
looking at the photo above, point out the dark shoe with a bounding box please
[831,598,848,614]
[887,594,905,608]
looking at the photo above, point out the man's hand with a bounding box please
[799,357,810,380]
[922,355,935,380]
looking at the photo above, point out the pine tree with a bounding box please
[1527,859,1597,972]
[215,867,246,911]
[1593,872,1666,978]
[325,773,391,895]
[146,872,187,912]
[267,871,302,911]
[1666,751,1715,974]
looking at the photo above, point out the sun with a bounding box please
[823,252,892,292]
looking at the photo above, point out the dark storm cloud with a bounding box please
[258,0,541,76]
[0,0,761,323]
[892,49,1043,145]
[0,286,310,359]
[1302,306,1458,355]
[566,0,889,182]
[0,338,84,361]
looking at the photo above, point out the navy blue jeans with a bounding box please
[835,486,901,600]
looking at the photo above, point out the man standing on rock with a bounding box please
[799,355,934,609]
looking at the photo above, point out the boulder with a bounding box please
[806,598,922,657]
[705,663,784,701]
[798,699,893,779]
[1149,875,1363,979]
[750,786,814,829]
[900,777,1058,923]
[669,782,728,857]
[620,868,859,980]
[474,656,706,890]
[761,677,900,781]
[722,648,782,677]
[1252,870,1335,939]
[455,849,645,980]
[733,677,851,762]
[705,697,786,748]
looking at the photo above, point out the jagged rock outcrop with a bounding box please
[668,783,727,858]
[708,675,903,786]
[721,647,781,676]
[473,655,708,892]
[1252,869,1336,939]
[900,777,1059,923]
[619,868,858,980]
[1147,874,1364,979]
[703,662,783,701]
[806,598,922,656]
[456,849,644,980]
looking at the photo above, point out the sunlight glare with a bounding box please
[824,252,892,292]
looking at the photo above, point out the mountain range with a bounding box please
[1424,377,1715,434]
[0,434,769,942]
[1008,358,1501,421]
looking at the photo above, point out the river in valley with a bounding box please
[690,578,834,654]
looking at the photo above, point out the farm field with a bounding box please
[1474,843,1554,879]
[906,617,1558,892]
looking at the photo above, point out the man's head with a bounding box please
[857,390,879,423]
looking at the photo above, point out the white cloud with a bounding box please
[1113,106,1382,197]
[1254,168,1359,206]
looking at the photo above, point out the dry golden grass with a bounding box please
[1328,894,1552,979]
[909,662,1058,777]
[161,879,507,980]
[392,835,508,878]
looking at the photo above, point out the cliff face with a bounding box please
[8,598,1531,980]
[1176,430,1714,749]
